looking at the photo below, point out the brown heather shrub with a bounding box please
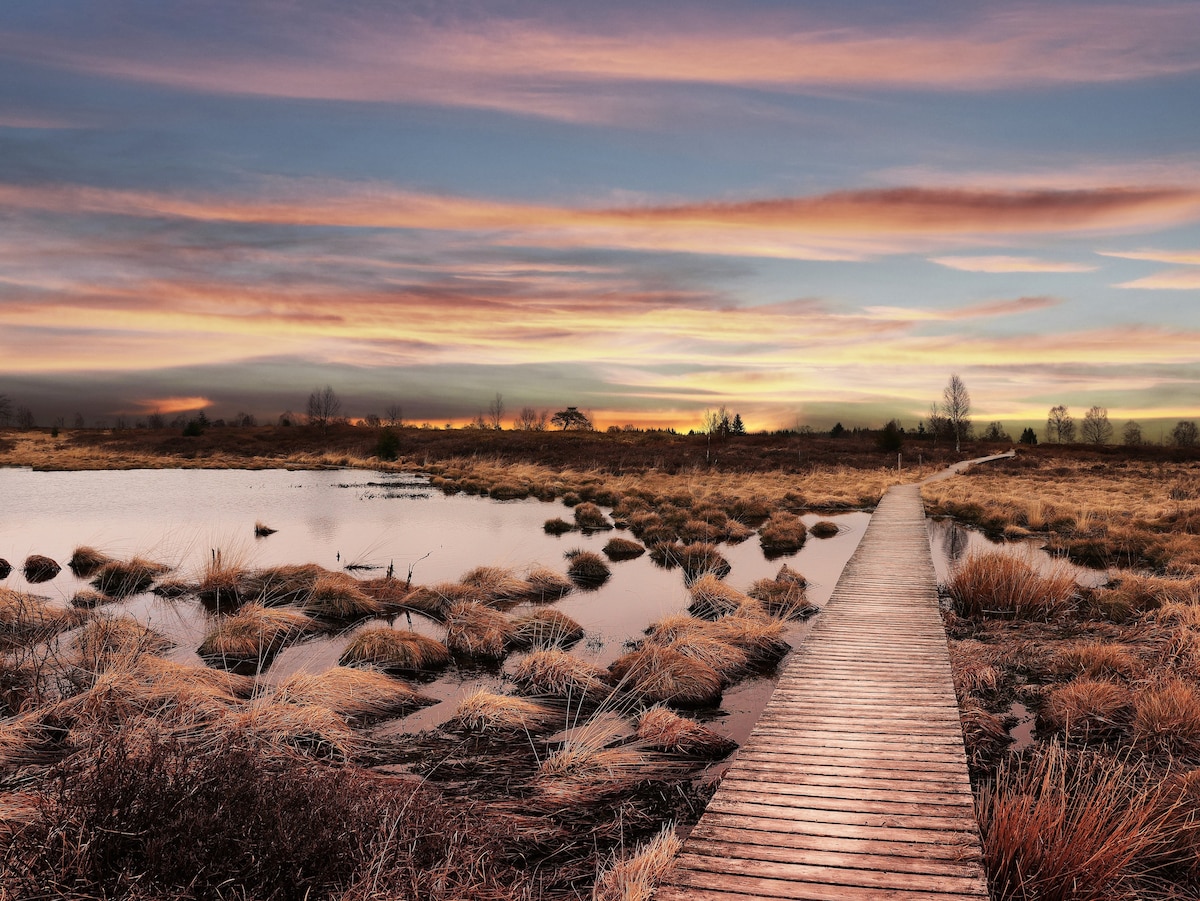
[636,706,737,759]
[339,627,451,676]
[603,537,646,561]
[1131,677,1200,759]
[946,551,1077,619]
[512,648,611,705]
[445,688,561,735]
[1,727,533,900]
[609,645,723,708]
[273,666,434,722]
[68,545,117,577]
[565,549,611,588]
[510,608,585,649]
[91,557,172,597]
[592,825,682,901]
[687,574,752,620]
[758,512,807,553]
[444,601,514,662]
[22,554,61,583]
[525,565,574,602]
[574,501,613,531]
[1038,679,1135,741]
[976,742,1189,901]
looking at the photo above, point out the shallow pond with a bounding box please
[0,467,870,743]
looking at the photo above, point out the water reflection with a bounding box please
[926,517,1108,588]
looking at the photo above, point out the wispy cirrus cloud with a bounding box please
[1115,269,1200,290]
[1098,248,1200,264]
[928,255,1098,273]
[863,296,1063,322]
[6,4,1200,124]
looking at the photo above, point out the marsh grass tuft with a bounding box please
[747,564,817,619]
[524,565,574,603]
[609,645,722,708]
[68,546,116,578]
[565,549,611,588]
[512,648,611,705]
[592,824,682,901]
[758,512,807,554]
[687,574,751,620]
[603,537,646,561]
[22,554,61,583]
[1,588,87,645]
[574,502,613,531]
[339,626,451,676]
[198,604,313,673]
[444,601,514,662]
[273,666,434,722]
[636,706,736,759]
[946,551,1077,620]
[445,688,560,735]
[510,608,585,649]
[91,557,171,597]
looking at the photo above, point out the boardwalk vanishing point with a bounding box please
[656,482,990,901]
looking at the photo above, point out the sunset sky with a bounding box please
[2,1,1199,433]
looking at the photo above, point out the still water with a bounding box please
[0,467,871,739]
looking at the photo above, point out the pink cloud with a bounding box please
[928,255,1098,273]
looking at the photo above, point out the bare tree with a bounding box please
[942,374,971,453]
[486,393,505,430]
[306,385,342,430]
[1080,406,1113,444]
[1046,405,1075,443]
[14,405,35,430]
[514,406,548,431]
[147,410,166,429]
[926,402,949,444]
[1122,420,1143,446]
[73,412,85,429]
[0,394,12,427]
[384,403,404,427]
[1172,420,1199,447]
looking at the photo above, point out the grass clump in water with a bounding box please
[524,565,574,602]
[635,706,737,760]
[609,645,722,708]
[91,557,172,598]
[68,546,116,578]
[444,601,514,662]
[946,551,1077,620]
[512,648,611,705]
[747,564,817,619]
[273,666,434,722]
[565,549,611,589]
[510,608,585,649]
[445,688,560,735]
[603,537,645,561]
[198,604,313,674]
[758,512,807,554]
[22,555,61,583]
[574,502,613,531]
[339,627,451,676]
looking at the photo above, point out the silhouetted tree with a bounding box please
[486,393,505,430]
[941,374,972,453]
[514,407,548,431]
[384,404,404,427]
[982,421,1011,442]
[1019,427,1038,445]
[14,405,35,429]
[551,407,592,430]
[876,419,903,452]
[830,422,845,438]
[306,386,342,430]
[1122,420,1143,446]
[363,413,382,427]
[1080,405,1113,444]
[73,412,85,429]
[0,393,12,427]
[147,410,166,429]
[1171,420,1198,447]
[730,413,746,436]
[1047,405,1075,443]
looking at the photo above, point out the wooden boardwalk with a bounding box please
[656,484,989,901]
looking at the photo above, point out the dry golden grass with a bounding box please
[573,502,612,531]
[810,520,840,538]
[1092,572,1200,622]
[459,565,530,605]
[444,601,514,661]
[592,825,682,901]
[72,615,174,669]
[22,554,61,583]
[635,706,737,759]
[946,551,1078,619]
[0,589,87,645]
[565,549,611,588]
[524,565,574,603]
[208,698,370,762]
[758,511,807,553]
[1050,641,1144,681]
[339,627,451,675]
[675,542,730,582]
[609,645,722,708]
[511,648,611,705]
[602,537,645,561]
[198,603,313,671]
[70,589,114,609]
[1131,677,1200,760]
[509,608,584,649]
[300,572,382,620]
[67,546,116,577]
[687,574,752,620]
[396,581,475,619]
[242,563,326,605]
[977,742,1190,901]
[664,633,749,683]
[747,564,817,619]
[273,666,433,721]
[1038,679,1135,741]
[91,556,172,597]
[704,613,791,666]
[948,640,1003,697]
[445,688,560,735]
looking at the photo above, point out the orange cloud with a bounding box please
[134,396,212,414]
[863,296,1063,322]
[1097,248,1200,264]
[3,181,1197,262]
[928,255,1098,273]
[1115,270,1200,290]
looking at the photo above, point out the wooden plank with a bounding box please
[657,484,988,899]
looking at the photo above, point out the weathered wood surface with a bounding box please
[656,484,989,900]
